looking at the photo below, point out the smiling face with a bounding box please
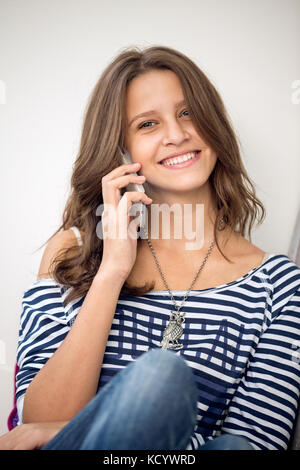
[125,69,218,203]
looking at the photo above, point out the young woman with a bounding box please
[1,45,300,450]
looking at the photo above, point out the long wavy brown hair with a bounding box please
[36,44,266,305]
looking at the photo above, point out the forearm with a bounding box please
[22,268,126,423]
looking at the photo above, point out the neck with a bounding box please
[141,181,225,253]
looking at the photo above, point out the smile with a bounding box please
[159,151,201,169]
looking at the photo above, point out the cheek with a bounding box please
[131,136,160,159]
[209,150,218,165]
[203,147,217,164]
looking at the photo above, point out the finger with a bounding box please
[102,162,141,186]
[119,191,152,208]
[118,192,152,239]
[102,173,145,207]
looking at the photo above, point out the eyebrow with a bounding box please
[128,99,187,128]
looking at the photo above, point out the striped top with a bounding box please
[15,227,300,450]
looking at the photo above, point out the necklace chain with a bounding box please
[144,230,215,313]
[139,213,222,349]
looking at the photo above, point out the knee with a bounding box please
[135,348,196,392]
[137,348,187,374]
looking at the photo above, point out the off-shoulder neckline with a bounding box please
[123,253,279,296]
[28,253,289,296]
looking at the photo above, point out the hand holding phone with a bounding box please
[119,148,148,232]
[98,149,152,280]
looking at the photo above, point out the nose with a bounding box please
[161,118,189,146]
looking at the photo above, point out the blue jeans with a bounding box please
[41,349,253,450]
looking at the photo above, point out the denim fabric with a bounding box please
[41,348,253,450]
[199,434,255,450]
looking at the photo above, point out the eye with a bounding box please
[138,121,155,129]
[138,109,190,130]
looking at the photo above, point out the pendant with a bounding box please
[160,311,185,350]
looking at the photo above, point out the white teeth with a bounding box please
[162,151,198,166]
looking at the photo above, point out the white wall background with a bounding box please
[0,0,299,435]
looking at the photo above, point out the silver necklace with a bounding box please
[143,229,215,350]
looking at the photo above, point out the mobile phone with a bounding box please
[118,147,148,234]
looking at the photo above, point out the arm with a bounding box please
[222,286,300,449]
[21,231,127,423]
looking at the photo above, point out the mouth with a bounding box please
[158,150,201,169]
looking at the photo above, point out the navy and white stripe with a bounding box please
[15,253,300,450]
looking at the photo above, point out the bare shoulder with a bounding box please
[225,231,265,263]
[37,229,80,280]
